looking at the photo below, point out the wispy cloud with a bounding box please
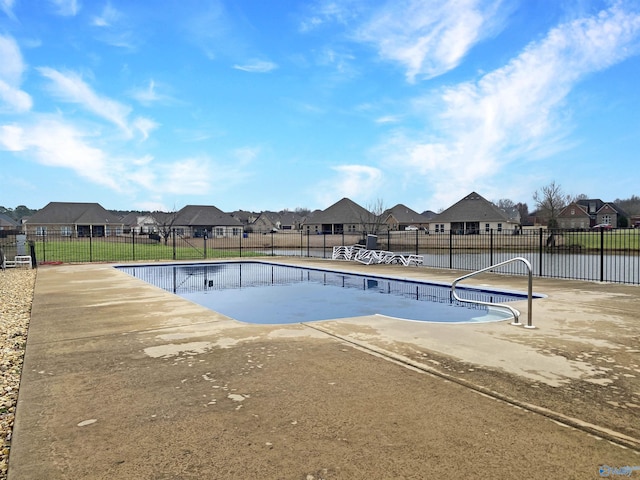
[0,116,122,191]
[298,0,363,32]
[376,2,640,207]
[233,60,278,73]
[49,0,79,17]
[92,2,120,27]
[317,164,383,207]
[355,0,505,82]
[38,67,156,141]
[0,115,211,197]
[0,0,16,21]
[0,35,33,113]
[130,80,173,106]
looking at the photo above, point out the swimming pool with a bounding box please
[116,262,538,324]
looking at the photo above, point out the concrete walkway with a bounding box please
[9,259,640,479]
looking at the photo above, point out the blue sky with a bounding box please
[1,0,639,214]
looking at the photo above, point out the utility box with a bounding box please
[366,234,377,250]
[16,234,27,256]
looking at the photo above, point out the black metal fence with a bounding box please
[1,227,639,285]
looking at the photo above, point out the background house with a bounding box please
[173,205,243,238]
[302,198,377,235]
[383,204,430,231]
[251,211,305,232]
[25,202,125,237]
[0,213,20,233]
[431,192,519,234]
[558,199,629,228]
[121,212,160,234]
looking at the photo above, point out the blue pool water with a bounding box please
[116,262,537,324]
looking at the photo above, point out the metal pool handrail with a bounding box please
[451,257,535,329]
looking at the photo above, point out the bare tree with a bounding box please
[154,210,179,245]
[533,181,571,229]
[360,198,387,235]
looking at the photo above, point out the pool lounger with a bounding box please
[332,246,423,267]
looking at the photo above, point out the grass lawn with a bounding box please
[564,229,640,251]
[33,239,261,263]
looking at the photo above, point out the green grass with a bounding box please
[563,230,640,251]
[33,239,261,263]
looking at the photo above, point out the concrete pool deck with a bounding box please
[8,258,640,479]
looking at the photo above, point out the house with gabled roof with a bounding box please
[559,199,629,228]
[557,202,590,230]
[302,198,376,235]
[121,212,161,234]
[251,211,304,232]
[431,192,519,234]
[0,213,20,232]
[383,204,430,231]
[25,202,125,237]
[173,205,243,238]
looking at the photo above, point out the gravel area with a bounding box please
[0,268,35,479]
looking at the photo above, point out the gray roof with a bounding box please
[433,192,511,223]
[174,205,242,227]
[306,198,372,224]
[384,204,430,223]
[26,202,123,225]
[0,213,19,228]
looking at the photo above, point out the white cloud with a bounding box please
[130,80,170,105]
[0,115,205,197]
[299,0,362,32]
[0,0,16,20]
[355,0,504,82]
[38,67,159,141]
[133,117,159,141]
[233,60,278,73]
[92,2,120,27]
[49,0,79,16]
[158,158,212,195]
[0,117,121,190]
[317,164,383,207]
[0,35,33,113]
[376,3,640,207]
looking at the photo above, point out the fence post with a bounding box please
[449,230,453,269]
[539,228,544,277]
[172,228,176,260]
[323,233,326,258]
[239,230,243,258]
[306,231,310,257]
[490,229,494,266]
[300,231,303,257]
[600,228,605,282]
[204,233,207,260]
[271,231,275,256]
[415,229,419,255]
[132,231,135,261]
[89,226,93,262]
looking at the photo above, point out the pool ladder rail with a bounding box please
[451,257,535,329]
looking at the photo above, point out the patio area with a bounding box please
[8,258,640,479]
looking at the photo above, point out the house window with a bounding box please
[485,223,490,232]
[61,226,72,237]
[435,224,444,233]
[602,215,611,225]
[348,224,356,233]
[36,226,47,236]
[215,227,224,237]
[232,228,241,236]
[497,223,502,232]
